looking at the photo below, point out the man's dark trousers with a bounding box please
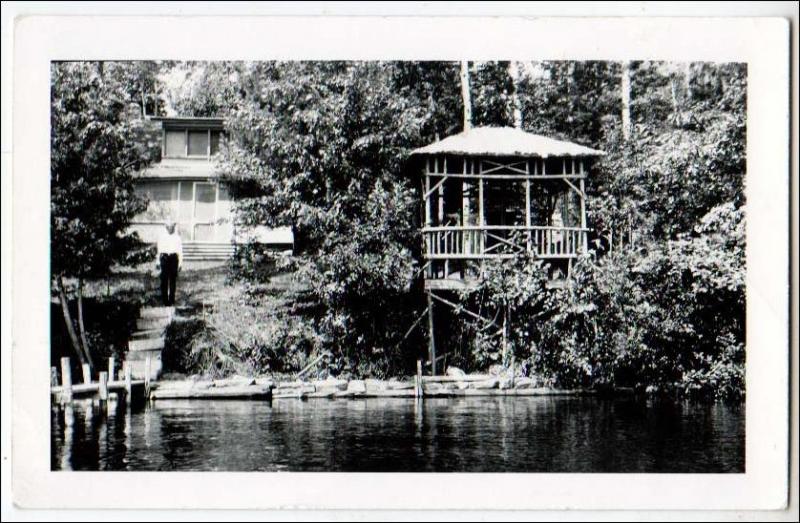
[160,253,179,306]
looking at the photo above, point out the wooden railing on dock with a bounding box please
[423,225,587,260]
[52,356,150,405]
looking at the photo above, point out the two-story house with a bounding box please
[130,116,294,261]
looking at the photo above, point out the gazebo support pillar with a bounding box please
[426,291,437,376]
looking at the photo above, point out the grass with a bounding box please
[81,260,231,309]
[52,260,233,371]
[53,256,315,379]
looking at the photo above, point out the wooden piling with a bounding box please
[124,362,132,399]
[98,371,108,401]
[144,354,152,397]
[108,356,115,383]
[415,359,424,399]
[501,305,509,367]
[427,292,437,376]
[50,366,59,387]
[510,353,516,389]
[81,363,91,384]
[60,357,72,402]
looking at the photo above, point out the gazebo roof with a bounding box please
[411,126,605,158]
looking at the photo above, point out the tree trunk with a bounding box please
[460,61,472,131]
[57,275,87,366]
[76,278,95,369]
[670,77,679,114]
[621,61,632,141]
[507,61,523,129]
[684,62,692,100]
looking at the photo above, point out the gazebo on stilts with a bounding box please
[410,126,605,375]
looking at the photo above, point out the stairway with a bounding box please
[126,306,174,380]
[183,242,236,262]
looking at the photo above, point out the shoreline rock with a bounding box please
[152,374,596,400]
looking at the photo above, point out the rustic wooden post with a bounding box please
[477,162,486,277]
[438,157,446,225]
[108,356,115,383]
[510,352,516,389]
[441,160,449,278]
[525,160,532,252]
[124,362,133,400]
[415,359,424,399]
[425,160,432,227]
[502,305,509,367]
[426,292,436,376]
[580,176,587,253]
[60,357,72,403]
[81,363,91,384]
[98,371,109,401]
[461,157,473,259]
[144,354,152,398]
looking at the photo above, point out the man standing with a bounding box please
[157,220,183,306]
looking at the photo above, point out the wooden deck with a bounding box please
[423,225,587,260]
[418,152,591,288]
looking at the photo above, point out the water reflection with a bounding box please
[51,397,744,472]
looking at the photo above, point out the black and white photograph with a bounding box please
[47,58,748,473]
[4,6,795,517]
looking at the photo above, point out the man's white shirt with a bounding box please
[157,229,183,267]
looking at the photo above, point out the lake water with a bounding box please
[51,397,744,472]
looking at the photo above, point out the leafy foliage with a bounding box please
[51,62,160,281]
[165,61,248,117]
[219,62,429,376]
[467,203,745,399]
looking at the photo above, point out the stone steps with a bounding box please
[131,328,165,340]
[136,316,171,330]
[128,337,165,352]
[183,242,235,261]
[139,306,175,319]
[125,306,174,381]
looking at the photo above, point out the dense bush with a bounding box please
[218,62,429,377]
[462,202,744,399]
[160,280,324,379]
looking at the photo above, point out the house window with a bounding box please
[165,130,186,157]
[188,131,209,156]
[163,127,223,158]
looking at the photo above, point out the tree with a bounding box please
[164,61,247,117]
[470,61,515,127]
[621,60,632,141]
[519,61,621,148]
[460,61,473,130]
[51,62,159,367]
[219,61,429,375]
[389,61,463,141]
[102,61,169,117]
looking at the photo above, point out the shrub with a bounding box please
[459,202,745,399]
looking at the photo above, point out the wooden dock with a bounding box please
[51,356,151,405]
[51,344,593,404]
[51,306,175,405]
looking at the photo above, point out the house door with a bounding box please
[175,181,232,242]
[192,182,217,241]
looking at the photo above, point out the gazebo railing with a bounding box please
[422,225,588,260]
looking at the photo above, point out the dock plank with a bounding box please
[128,337,165,351]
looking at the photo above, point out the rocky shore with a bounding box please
[150,371,596,400]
